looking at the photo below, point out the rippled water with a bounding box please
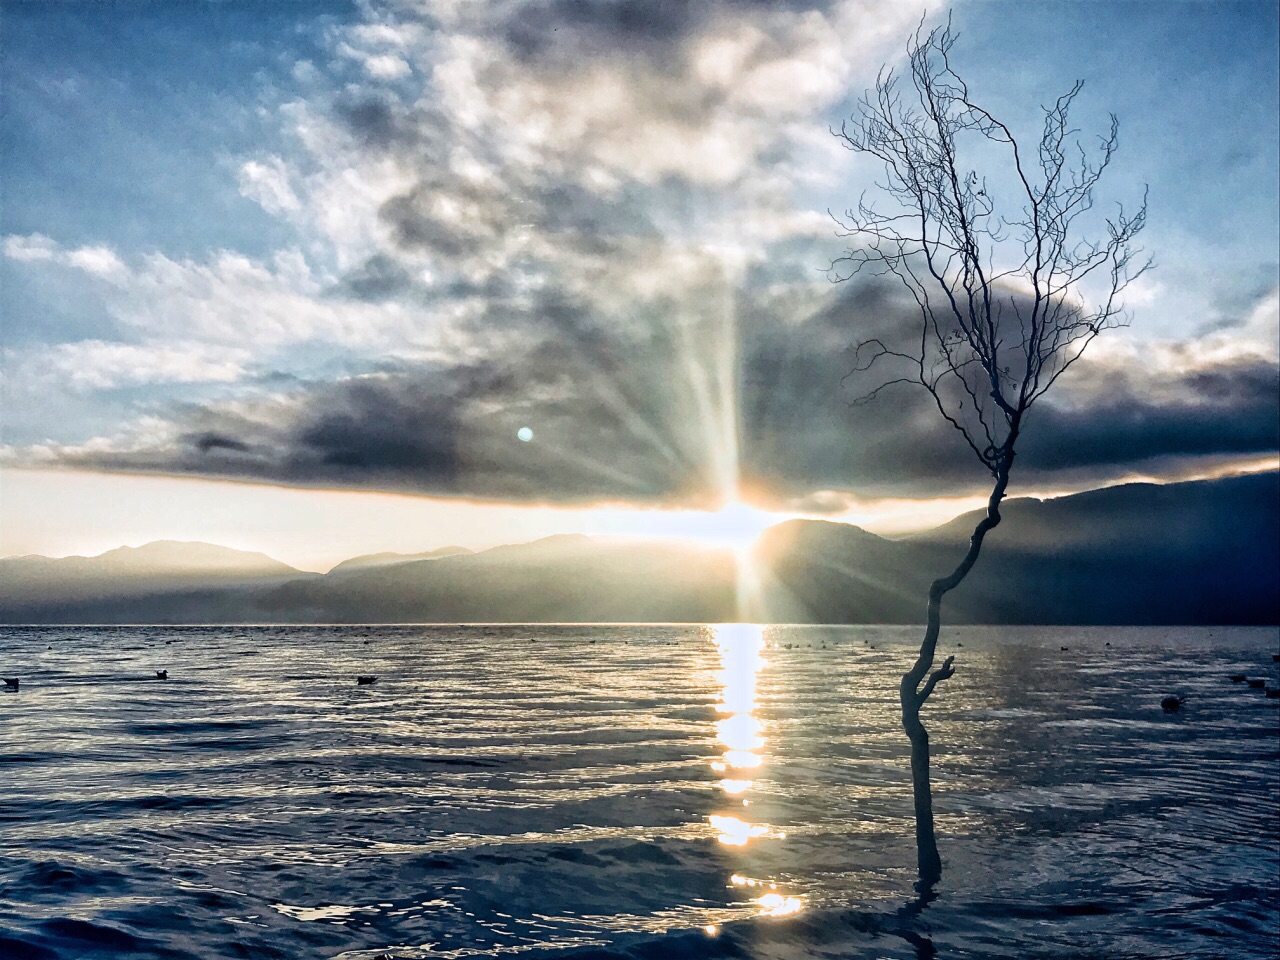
[1,624,1277,959]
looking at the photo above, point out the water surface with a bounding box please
[1,624,1277,958]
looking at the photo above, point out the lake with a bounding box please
[1,624,1277,959]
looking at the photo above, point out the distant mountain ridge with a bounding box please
[758,471,1278,625]
[261,536,733,624]
[327,546,472,575]
[0,539,297,574]
[0,540,314,622]
[2,472,1276,624]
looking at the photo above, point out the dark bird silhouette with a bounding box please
[155,670,168,680]
[1060,646,1069,651]
[1161,695,1185,712]
[1272,654,1280,662]
[1265,687,1280,699]
[357,675,377,685]
[1247,678,1266,688]
[1229,674,1247,682]
[3,678,18,691]
[1105,642,1111,647]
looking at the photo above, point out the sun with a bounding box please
[698,501,779,554]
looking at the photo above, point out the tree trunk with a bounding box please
[899,462,1011,891]
[903,695,941,885]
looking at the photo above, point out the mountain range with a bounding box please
[2,471,1276,624]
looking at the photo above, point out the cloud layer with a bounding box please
[4,0,1277,507]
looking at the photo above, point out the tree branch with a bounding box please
[917,655,956,704]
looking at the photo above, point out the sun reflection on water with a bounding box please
[709,623,804,919]
[709,814,767,846]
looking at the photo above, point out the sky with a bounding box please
[1,0,1277,571]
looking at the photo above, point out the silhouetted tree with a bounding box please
[831,18,1149,890]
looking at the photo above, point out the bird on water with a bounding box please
[2,678,18,691]
[357,675,378,685]
[1161,695,1185,712]
[155,670,168,680]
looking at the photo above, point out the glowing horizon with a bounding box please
[2,455,1275,573]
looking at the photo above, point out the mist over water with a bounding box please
[1,624,1276,959]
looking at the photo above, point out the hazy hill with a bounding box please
[327,546,472,575]
[0,540,304,591]
[916,473,1276,559]
[257,535,736,623]
[0,541,313,622]
[1,472,1276,624]
[760,471,1279,625]
[751,519,913,624]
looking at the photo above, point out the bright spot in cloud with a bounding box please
[517,427,533,442]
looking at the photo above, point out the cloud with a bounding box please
[3,233,58,261]
[3,235,436,357]
[237,157,301,216]
[15,357,718,505]
[5,0,1276,508]
[739,283,1280,500]
[11,274,1276,504]
[11,340,250,392]
[4,233,128,282]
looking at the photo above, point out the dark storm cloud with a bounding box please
[185,431,252,454]
[737,275,986,499]
[48,264,1277,505]
[333,91,422,151]
[735,274,1280,501]
[379,177,649,264]
[494,0,846,61]
[499,0,699,60]
[1018,360,1280,473]
[744,352,1280,502]
[54,275,740,503]
[333,253,420,301]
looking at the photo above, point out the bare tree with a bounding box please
[830,18,1150,890]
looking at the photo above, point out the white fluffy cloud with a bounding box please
[237,157,301,216]
[4,233,128,282]
[13,340,250,392]
[2,235,434,355]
